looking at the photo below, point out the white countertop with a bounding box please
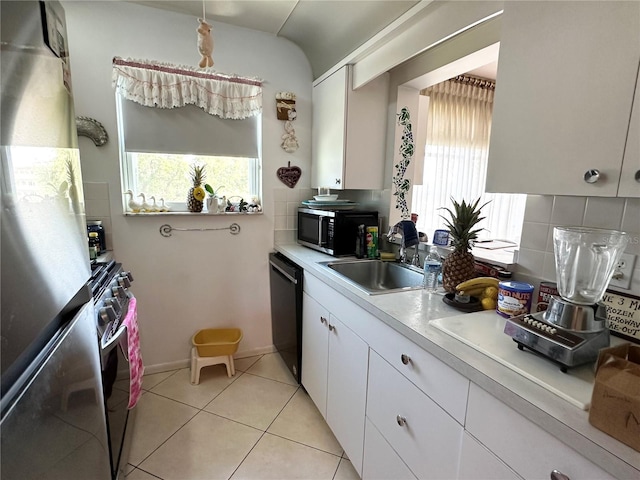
[275,243,639,479]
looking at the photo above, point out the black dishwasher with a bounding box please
[268,252,303,384]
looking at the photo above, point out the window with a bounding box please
[112,57,263,212]
[411,76,526,244]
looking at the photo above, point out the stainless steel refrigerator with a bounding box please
[1,2,111,479]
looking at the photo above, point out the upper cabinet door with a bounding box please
[618,62,640,198]
[312,66,388,190]
[486,1,640,196]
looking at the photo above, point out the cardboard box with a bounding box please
[588,343,640,452]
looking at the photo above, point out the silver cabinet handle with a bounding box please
[550,470,570,480]
[583,169,600,184]
[401,354,411,365]
[635,170,640,183]
[320,316,327,325]
[328,324,336,332]
[396,415,407,427]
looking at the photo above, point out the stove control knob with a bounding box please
[98,306,117,326]
[118,276,132,288]
[112,285,126,301]
[120,271,134,283]
[105,297,121,315]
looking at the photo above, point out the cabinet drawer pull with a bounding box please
[320,316,327,325]
[328,324,336,332]
[550,470,570,480]
[400,354,411,365]
[583,169,600,184]
[634,170,640,183]
[396,415,407,427]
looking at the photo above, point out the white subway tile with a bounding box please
[82,182,109,200]
[287,214,298,230]
[523,195,554,223]
[85,198,111,218]
[274,215,287,230]
[515,249,545,277]
[583,197,624,229]
[274,201,286,216]
[621,198,640,235]
[520,221,550,251]
[550,196,586,225]
[274,189,287,202]
[542,252,557,282]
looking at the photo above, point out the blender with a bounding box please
[504,227,628,371]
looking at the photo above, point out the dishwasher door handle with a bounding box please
[269,260,298,284]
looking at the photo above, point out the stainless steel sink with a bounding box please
[319,259,424,295]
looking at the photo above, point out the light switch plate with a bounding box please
[608,253,636,290]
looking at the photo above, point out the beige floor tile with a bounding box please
[139,411,262,480]
[128,392,198,466]
[150,367,239,409]
[234,355,263,372]
[268,389,342,455]
[245,353,298,385]
[231,433,341,480]
[334,458,360,480]
[141,370,177,390]
[125,467,158,479]
[204,374,297,430]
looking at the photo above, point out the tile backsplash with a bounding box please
[517,195,640,295]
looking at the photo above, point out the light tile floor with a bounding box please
[125,353,359,480]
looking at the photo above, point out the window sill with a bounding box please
[123,211,263,216]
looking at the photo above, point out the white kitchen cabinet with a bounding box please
[466,383,615,480]
[486,1,640,197]
[618,63,640,198]
[301,289,369,475]
[362,418,417,480]
[366,350,464,479]
[326,314,368,475]
[458,432,520,480]
[301,292,329,417]
[312,65,389,190]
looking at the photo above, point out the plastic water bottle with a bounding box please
[423,245,442,292]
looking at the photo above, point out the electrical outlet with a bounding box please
[608,253,636,290]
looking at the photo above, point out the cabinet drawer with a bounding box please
[367,350,463,479]
[363,419,417,480]
[466,383,615,480]
[367,319,469,425]
[458,432,520,480]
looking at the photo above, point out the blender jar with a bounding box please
[553,226,627,305]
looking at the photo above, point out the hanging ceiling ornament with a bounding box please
[197,1,214,68]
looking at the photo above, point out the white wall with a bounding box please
[63,1,313,371]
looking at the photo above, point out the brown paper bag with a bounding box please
[588,343,640,451]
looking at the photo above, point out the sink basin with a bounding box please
[319,259,424,295]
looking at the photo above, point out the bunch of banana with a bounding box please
[455,277,500,310]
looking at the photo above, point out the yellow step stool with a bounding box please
[190,328,243,384]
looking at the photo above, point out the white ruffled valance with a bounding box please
[112,57,263,119]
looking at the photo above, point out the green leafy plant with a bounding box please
[204,184,224,197]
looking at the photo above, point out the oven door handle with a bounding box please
[101,323,127,358]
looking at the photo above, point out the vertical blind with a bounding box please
[412,76,526,243]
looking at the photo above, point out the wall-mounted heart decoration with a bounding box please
[277,161,302,188]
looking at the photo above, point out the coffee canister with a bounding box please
[87,220,106,254]
[496,281,535,318]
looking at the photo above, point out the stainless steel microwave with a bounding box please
[297,208,378,256]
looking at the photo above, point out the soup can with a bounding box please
[496,281,535,318]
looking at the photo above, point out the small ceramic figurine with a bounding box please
[124,190,142,213]
[197,18,214,68]
[138,193,152,212]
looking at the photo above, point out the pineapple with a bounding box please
[187,165,207,212]
[439,198,488,293]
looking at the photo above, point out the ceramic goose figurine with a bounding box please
[125,189,142,213]
[138,193,152,212]
[158,198,169,212]
[149,196,159,212]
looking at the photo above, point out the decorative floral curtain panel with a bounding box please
[412,76,526,243]
[112,57,262,119]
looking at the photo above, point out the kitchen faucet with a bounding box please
[387,220,421,266]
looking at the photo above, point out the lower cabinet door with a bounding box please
[301,292,329,417]
[326,314,369,476]
[362,418,417,480]
[458,432,520,480]
[367,350,463,479]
